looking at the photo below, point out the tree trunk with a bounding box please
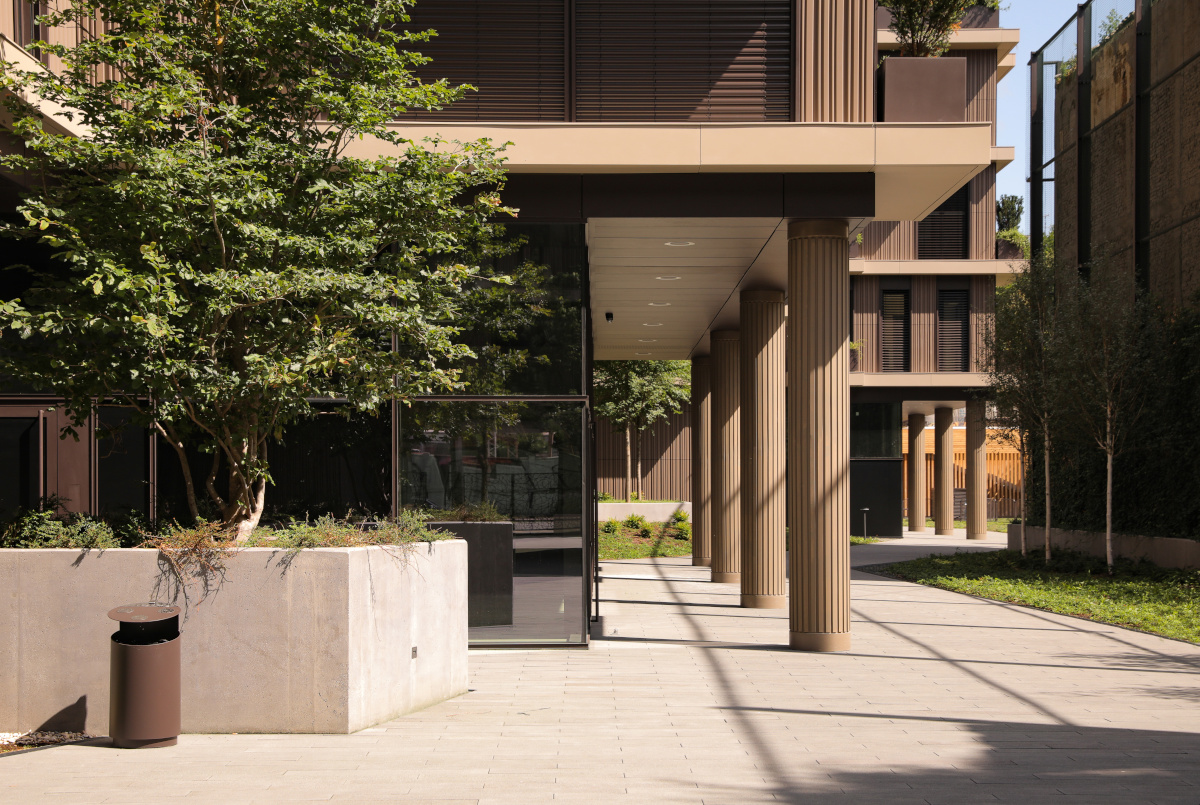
[234,479,266,543]
[634,429,643,501]
[1019,431,1027,557]
[156,423,201,523]
[1106,444,1114,575]
[1043,425,1052,564]
[624,423,633,503]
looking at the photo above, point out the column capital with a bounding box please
[787,219,849,240]
[740,288,785,303]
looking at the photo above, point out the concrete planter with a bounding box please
[0,540,467,736]
[597,501,691,523]
[1007,524,1200,570]
[878,57,967,123]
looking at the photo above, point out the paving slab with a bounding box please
[3,531,1199,803]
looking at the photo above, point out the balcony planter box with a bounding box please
[427,521,514,627]
[0,541,467,736]
[878,57,967,123]
[1008,524,1200,570]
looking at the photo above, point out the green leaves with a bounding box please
[0,0,509,531]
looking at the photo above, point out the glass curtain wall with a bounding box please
[398,224,590,646]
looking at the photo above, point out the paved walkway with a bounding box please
[5,532,1200,804]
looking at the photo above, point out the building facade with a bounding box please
[2,1,1015,650]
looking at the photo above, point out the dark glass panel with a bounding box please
[0,417,39,514]
[850,403,902,459]
[400,400,586,645]
[97,408,150,517]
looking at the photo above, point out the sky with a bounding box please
[994,0,1085,232]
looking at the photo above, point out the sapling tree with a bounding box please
[0,0,509,539]
[593,360,690,502]
[1056,274,1159,573]
[987,253,1062,562]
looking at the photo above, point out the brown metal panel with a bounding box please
[970,275,996,372]
[963,50,997,144]
[910,277,937,373]
[400,1,567,121]
[794,0,873,122]
[575,0,792,122]
[861,220,917,260]
[852,275,880,372]
[48,409,95,514]
[969,165,997,260]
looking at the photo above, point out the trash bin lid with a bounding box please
[108,603,180,623]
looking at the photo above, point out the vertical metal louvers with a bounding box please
[936,290,970,372]
[574,0,792,122]
[879,290,911,372]
[399,1,567,121]
[918,186,970,260]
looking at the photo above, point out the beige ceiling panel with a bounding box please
[874,166,984,220]
[589,256,765,267]
[878,28,1020,60]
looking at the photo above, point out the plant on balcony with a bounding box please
[0,0,509,540]
[880,0,1001,57]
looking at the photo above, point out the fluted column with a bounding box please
[691,356,712,567]
[739,290,786,608]
[710,330,741,584]
[933,407,955,536]
[907,413,928,533]
[965,398,988,540]
[787,219,850,652]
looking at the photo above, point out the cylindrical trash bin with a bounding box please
[108,603,181,749]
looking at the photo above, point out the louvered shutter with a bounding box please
[400,1,567,121]
[918,186,970,260]
[880,291,910,372]
[936,290,970,372]
[574,0,792,122]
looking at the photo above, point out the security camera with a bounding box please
[605,312,614,323]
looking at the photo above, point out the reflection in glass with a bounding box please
[851,403,902,458]
[400,401,585,645]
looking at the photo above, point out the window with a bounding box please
[936,289,970,371]
[880,290,911,372]
[918,186,969,259]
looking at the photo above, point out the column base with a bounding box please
[966,533,988,541]
[692,557,712,567]
[789,631,851,652]
[908,525,929,533]
[711,571,740,584]
[740,594,786,609]
[935,527,954,536]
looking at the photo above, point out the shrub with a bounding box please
[597,492,616,502]
[600,519,621,535]
[623,513,647,529]
[0,507,119,549]
[638,526,653,539]
[670,509,690,524]
[417,501,505,523]
[672,521,692,540]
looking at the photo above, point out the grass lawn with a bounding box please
[598,519,692,560]
[869,550,1200,644]
[850,536,881,545]
[903,517,1014,532]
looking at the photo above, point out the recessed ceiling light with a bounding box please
[664,241,695,247]
[637,339,658,343]
[648,302,671,307]
[642,322,663,327]
[655,275,682,281]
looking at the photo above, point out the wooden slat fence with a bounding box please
[595,406,691,501]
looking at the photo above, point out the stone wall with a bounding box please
[0,541,468,735]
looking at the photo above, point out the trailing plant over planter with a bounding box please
[880,0,1002,57]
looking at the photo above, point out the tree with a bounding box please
[987,253,1061,562]
[879,0,1001,58]
[0,0,509,539]
[996,194,1024,233]
[1055,274,1159,572]
[594,361,690,502]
